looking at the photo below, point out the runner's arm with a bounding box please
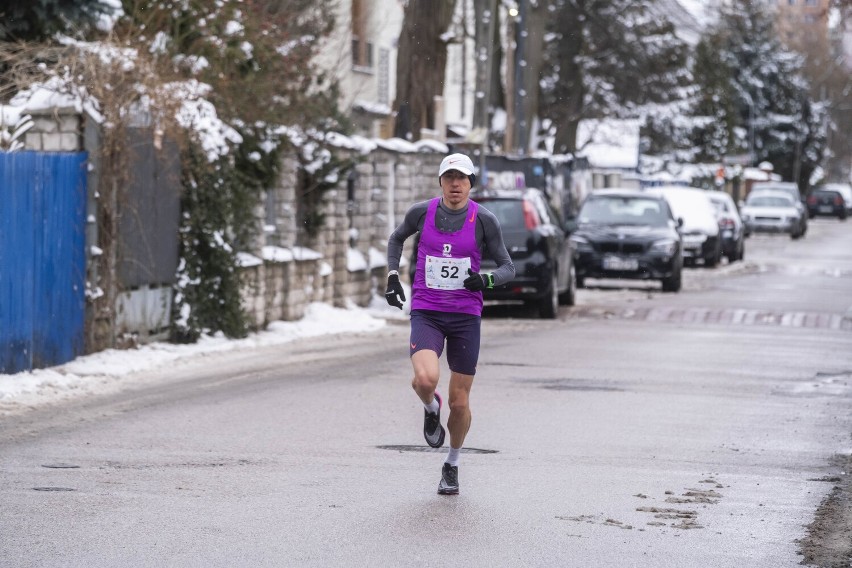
[387,202,428,272]
[478,209,515,286]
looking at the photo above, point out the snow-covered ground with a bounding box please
[0,296,410,415]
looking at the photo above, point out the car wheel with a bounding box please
[539,270,558,319]
[576,274,585,289]
[558,264,576,306]
[704,250,719,268]
[737,241,745,261]
[661,262,682,293]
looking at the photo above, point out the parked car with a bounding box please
[706,191,745,262]
[806,188,848,220]
[740,190,803,238]
[475,188,575,318]
[645,186,722,267]
[569,189,683,292]
[750,181,807,237]
[813,183,852,215]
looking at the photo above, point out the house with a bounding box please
[575,118,641,190]
[313,0,405,139]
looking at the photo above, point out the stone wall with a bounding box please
[23,108,82,152]
[240,143,446,326]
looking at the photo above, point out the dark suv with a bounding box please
[806,189,847,220]
[570,189,683,292]
[475,188,575,318]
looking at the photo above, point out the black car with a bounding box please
[806,189,847,220]
[569,189,683,292]
[475,188,575,318]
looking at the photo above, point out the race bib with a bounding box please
[425,255,471,290]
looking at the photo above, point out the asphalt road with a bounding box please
[1,219,851,567]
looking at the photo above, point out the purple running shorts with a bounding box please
[409,309,481,376]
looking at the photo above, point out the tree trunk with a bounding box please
[393,0,456,140]
[551,5,585,154]
[518,0,546,153]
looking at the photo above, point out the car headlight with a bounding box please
[569,234,593,251]
[650,239,677,255]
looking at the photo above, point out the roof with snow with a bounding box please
[575,119,640,171]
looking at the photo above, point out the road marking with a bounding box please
[569,306,852,331]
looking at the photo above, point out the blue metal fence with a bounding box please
[0,151,87,374]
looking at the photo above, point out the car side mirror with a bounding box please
[737,200,745,209]
[677,217,684,228]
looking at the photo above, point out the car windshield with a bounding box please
[478,199,526,230]
[747,195,793,207]
[709,199,728,214]
[579,196,669,227]
[755,185,798,197]
[813,191,840,199]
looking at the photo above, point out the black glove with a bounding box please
[385,273,406,309]
[463,269,493,291]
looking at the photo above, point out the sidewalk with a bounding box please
[0,300,402,416]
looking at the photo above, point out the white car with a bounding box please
[740,190,803,239]
[749,182,808,237]
[645,186,722,267]
[706,191,745,262]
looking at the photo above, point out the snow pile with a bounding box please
[163,80,243,162]
[0,106,32,151]
[0,303,386,413]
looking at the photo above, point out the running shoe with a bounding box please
[437,463,459,495]
[423,393,445,448]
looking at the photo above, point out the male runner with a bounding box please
[385,153,514,495]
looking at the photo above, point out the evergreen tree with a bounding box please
[0,0,108,41]
[118,0,342,129]
[687,3,828,188]
[538,0,690,153]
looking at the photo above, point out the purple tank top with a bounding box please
[412,198,483,316]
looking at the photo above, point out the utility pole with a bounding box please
[504,6,516,152]
[513,0,527,155]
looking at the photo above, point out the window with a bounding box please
[378,48,390,105]
[352,38,373,69]
[351,0,372,70]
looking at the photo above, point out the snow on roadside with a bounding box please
[0,303,388,414]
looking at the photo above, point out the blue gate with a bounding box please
[0,151,87,374]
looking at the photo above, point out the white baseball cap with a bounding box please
[438,153,475,177]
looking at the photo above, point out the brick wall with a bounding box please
[24,109,82,152]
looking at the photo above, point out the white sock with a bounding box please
[424,396,439,414]
[445,447,461,467]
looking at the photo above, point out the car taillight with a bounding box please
[719,218,735,229]
[807,196,817,205]
[836,196,844,206]
[522,200,540,229]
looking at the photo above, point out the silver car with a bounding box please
[749,182,807,237]
[740,190,803,239]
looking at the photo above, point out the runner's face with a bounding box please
[440,170,471,210]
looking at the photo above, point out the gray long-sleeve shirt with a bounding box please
[387,199,515,285]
